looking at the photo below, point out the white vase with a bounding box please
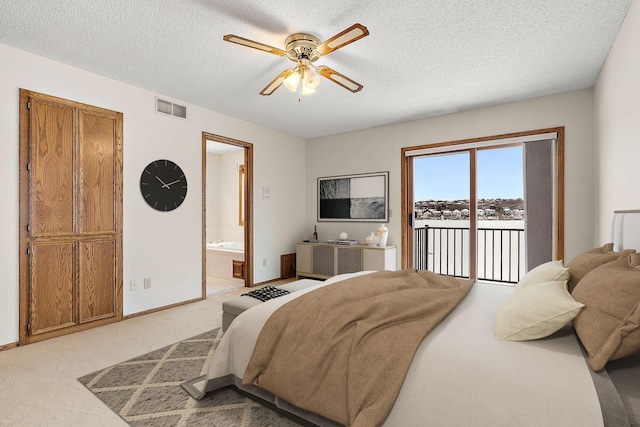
[377,223,389,247]
[365,232,379,246]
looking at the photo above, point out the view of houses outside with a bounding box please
[414,198,524,222]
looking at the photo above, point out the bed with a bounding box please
[183,210,640,426]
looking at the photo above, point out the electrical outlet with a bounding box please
[262,258,267,267]
[130,279,138,291]
[144,277,151,289]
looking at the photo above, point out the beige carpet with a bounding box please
[0,287,262,426]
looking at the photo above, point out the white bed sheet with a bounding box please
[193,273,603,427]
[386,281,602,427]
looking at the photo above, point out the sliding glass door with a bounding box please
[476,146,525,283]
[401,128,564,284]
[413,152,471,278]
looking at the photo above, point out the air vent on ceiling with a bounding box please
[155,97,187,119]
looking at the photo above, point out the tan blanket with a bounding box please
[242,269,473,427]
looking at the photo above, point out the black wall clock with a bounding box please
[140,159,187,212]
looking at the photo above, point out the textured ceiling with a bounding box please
[0,0,632,139]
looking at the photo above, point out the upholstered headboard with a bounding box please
[612,210,640,251]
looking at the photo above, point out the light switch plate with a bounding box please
[262,186,271,199]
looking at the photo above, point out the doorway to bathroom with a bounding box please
[202,132,254,296]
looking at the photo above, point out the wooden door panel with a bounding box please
[30,242,76,335]
[20,89,123,345]
[79,112,116,233]
[79,240,116,323]
[30,100,74,237]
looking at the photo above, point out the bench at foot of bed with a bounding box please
[222,279,320,332]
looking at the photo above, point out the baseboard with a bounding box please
[254,278,280,287]
[123,297,203,320]
[0,341,18,352]
[1,298,205,349]
[252,276,298,287]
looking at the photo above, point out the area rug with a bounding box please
[78,328,302,426]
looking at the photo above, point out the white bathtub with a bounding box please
[207,241,244,253]
[206,242,244,280]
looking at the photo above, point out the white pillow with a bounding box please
[516,260,570,289]
[495,280,584,341]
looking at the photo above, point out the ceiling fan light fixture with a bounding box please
[301,85,316,95]
[303,68,320,89]
[283,71,300,92]
[284,63,320,95]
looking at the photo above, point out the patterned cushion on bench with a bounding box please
[242,285,290,302]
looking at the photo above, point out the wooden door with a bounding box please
[19,89,123,344]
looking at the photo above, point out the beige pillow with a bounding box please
[572,254,640,371]
[516,260,570,289]
[567,244,635,293]
[495,280,584,341]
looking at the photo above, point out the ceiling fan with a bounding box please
[223,23,369,98]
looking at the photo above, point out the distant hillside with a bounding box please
[414,198,524,220]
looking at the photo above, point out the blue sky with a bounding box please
[414,146,523,200]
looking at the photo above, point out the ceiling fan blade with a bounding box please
[259,69,295,96]
[316,24,369,55]
[223,34,287,56]
[316,66,363,93]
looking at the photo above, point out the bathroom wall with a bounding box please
[220,150,245,243]
[206,150,244,243]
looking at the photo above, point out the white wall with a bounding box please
[0,43,306,347]
[306,88,596,266]
[205,152,222,242]
[205,150,244,244]
[594,0,640,242]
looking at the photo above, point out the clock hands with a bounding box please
[155,176,181,189]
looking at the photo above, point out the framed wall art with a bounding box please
[317,171,389,222]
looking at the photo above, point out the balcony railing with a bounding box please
[414,225,525,284]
